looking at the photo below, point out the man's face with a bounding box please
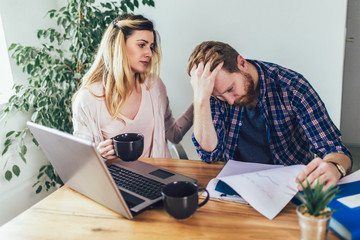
[212,68,256,106]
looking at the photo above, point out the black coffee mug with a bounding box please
[161,181,210,219]
[113,133,144,162]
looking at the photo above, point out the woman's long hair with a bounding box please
[73,14,161,119]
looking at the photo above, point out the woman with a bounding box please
[72,14,193,160]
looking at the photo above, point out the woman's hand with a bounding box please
[97,139,117,160]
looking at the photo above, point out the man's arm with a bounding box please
[292,75,352,189]
[190,61,223,152]
[193,97,218,152]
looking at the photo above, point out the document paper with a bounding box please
[206,160,305,219]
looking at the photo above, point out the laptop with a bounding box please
[27,121,197,219]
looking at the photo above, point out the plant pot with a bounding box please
[296,206,331,240]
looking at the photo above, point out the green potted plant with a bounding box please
[296,178,340,240]
[1,0,155,193]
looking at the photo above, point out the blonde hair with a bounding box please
[73,14,161,119]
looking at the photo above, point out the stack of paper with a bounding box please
[206,160,305,219]
[206,160,360,221]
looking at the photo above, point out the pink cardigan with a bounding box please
[72,76,193,158]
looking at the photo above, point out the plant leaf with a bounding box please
[2,146,9,156]
[8,43,17,51]
[45,166,54,179]
[4,138,12,147]
[37,172,44,179]
[5,170,12,181]
[12,165,21,177]
[6,131,15,138]
[32,181,40,187]
[45,181,51,190]
[19,152,26,163]
[35,185,42,194]
[32,137,39,146]
[21,145,27,155]
[39,165,47,172]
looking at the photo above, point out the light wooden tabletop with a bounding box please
[0,158,340,240]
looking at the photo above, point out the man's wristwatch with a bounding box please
[327,161,346,178]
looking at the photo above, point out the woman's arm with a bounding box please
[164,102,193,143]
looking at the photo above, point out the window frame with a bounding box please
[0,13,14,104]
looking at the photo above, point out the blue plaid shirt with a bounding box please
[192,60,352,165]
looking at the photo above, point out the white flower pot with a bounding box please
[296,206,331,240]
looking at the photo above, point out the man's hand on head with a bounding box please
[190,61,223,104]
[190,61,223,153]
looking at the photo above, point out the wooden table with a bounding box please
[0,158,339,240]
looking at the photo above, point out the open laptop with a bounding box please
[27,121,197,219]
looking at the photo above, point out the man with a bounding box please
[187,41,352,189]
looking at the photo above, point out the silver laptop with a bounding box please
[27,121,197,219]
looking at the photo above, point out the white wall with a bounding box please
[0,0,64,226]
[0,111,55,226]
[135,0,348,160]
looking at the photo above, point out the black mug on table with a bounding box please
[161,181,210,219]
[112,133,144,162]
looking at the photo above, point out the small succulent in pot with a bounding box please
[296,178,340,218]
[296,178,340,240]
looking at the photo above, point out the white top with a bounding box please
[72,75,193,158]
[101,84,155,157]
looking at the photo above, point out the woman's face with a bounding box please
[125,30,154,75]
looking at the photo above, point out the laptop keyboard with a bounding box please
[107,164,165,200]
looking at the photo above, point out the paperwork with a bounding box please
[206,160,360,220]
[206,160,305,219]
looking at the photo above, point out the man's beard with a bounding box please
[234,72,257,107]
